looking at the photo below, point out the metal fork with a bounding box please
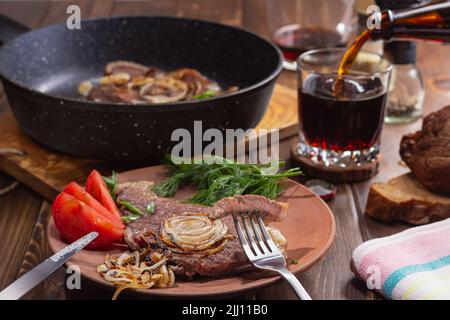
[233,213,312,300]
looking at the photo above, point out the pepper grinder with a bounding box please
[383,41,424,124]
[375,0,427,124]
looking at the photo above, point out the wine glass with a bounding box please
[266,0,357,70]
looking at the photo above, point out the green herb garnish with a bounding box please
[121,214,141,223]
[103,171,118,198]
[193,90,216,100]
[146,202,156,214]
[119,200,144,216]
[152,155,301,206]
[291,259,299,265]
[120,201,155,223]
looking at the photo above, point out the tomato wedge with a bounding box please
[86,170,121,221]
[52,192,123,248]
[64,181,123,225]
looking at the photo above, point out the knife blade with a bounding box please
[0,231,98,300]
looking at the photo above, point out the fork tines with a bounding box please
[233,212,312,300]
[233,213,282,260]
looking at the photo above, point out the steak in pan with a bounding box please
[117,181,288,277]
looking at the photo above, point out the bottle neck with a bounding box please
[392,1,450,21]
[370,2,450,42]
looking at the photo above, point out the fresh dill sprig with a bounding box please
[152,155,301,206]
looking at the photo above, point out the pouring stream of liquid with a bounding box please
[333,30,371,96]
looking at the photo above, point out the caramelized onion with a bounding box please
[98,249,175,300]
[160,214,228,253]
[169,68,214,97]
[139,78,188,103]
[105,60,150,77]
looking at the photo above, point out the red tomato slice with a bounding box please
[52,192,123,248]
[64,182,123,226]
[86,170,122,222]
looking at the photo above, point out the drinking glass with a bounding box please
[296,48,392,168]
[266,0,357,70]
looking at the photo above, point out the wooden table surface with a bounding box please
[0,0,449,300]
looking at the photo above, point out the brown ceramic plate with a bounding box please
[47,165,335,297]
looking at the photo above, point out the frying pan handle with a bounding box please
[0,14,30,45]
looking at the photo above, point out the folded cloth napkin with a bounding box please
[351,218,450,300]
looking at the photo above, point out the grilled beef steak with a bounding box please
[117,181,288,277]
[213,194,289,222]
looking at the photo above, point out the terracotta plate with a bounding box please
[47,165,335,297]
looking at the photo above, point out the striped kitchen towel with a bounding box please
[351,218,450,300]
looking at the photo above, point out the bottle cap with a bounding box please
[384,41,416,64]
[305,179,336,201]
[375,0,431,10]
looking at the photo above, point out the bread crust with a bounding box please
[400,106,450,194]
[366,184,450,225]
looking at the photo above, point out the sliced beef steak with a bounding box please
[88,84,140,103]
[213,194,289,222]
[118,181,287,277]
[118,181,212,252]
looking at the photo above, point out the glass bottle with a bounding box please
[336,1,450,76]
[372,1,450,42]
[383,41,424,123]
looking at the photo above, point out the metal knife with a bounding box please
[0,231,98,300]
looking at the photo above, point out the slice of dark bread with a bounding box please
[366,173,450,225]
[400,106,450,194]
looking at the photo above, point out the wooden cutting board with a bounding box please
[0,84,298,201]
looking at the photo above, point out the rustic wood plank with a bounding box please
[0,0,50,294]
[114,0,242,26]
[176,0,242,26]
[90,0,115,18]
[17,202,67,300]
[242,0,269,37]
[0,1,49,29]
[39,0,115,25]
[35,0,93,25]
[0,185,43,290]
[0,170,16,191]
[112,0,181,16]
[0,86,9,114]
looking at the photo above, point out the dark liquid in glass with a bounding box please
[273,26,345,61]
[299,75,387,151]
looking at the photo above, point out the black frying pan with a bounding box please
[0,15,282,163]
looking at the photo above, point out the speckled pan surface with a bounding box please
[0,16,282,162]
[47,165,336,298]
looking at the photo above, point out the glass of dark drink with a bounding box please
[296,48,392,168]
[266,0,357,70]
